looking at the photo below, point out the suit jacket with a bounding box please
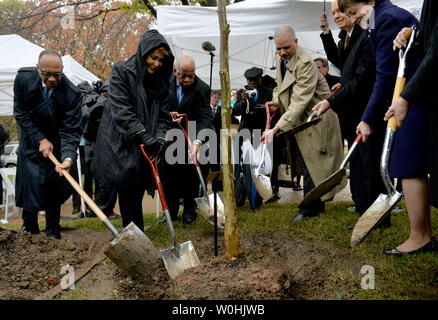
[13,67,82,211]
[326,28,377,138]
[320,24,363,71]
[168,74,212,137]
[361,0,418,125]
[273,46,346,200]
[324,73,340,90]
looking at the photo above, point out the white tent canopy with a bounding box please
[0,34,99,116]
[157,0,423,90]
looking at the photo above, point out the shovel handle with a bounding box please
[387,77,406,131]
[48,152,119,237]
[140,145,169,211]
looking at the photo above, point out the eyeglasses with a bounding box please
[39,70,63,78]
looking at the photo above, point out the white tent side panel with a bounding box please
[0,34,99,116]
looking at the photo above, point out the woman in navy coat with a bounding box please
[386,0,438,253]
[340,0,432,254]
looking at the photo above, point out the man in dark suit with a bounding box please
[160,56,212,225]
[313,0,387,221]
[313,57,340,90]
[13,49,82,239]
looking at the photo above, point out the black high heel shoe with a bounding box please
[383,240,436,256]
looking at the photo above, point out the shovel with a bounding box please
[140,145,200,279]
[251,102,276,201]
[351,27,416,247]
[48,152,162,280]
[277,85,341,137]
[299,133,362,208]
[175,114,225,228]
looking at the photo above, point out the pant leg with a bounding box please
[117,183,144,231]
[45,203,61,236]
[95,180,117,216]
[298,161,325,216]
[22,210,40,233]
[182,165,199,221]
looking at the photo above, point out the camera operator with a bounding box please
[233,67,275,138]
[232,67,282,201]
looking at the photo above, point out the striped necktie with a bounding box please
[344,34,350,49]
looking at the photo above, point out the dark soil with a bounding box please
[0,227,112,300]
[116,231,362,300]
[0,227,363,300]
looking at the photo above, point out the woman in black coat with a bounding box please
[92,30,174,231]
[386,0,438,253]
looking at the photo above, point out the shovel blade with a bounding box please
[105,222,162,280]
[351,192,402,247]
[196,195,225,228]
[160,240,201,280]
[251,169,273,201]
[299,169,346,208]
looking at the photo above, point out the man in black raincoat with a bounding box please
[13,49,82,239]
[91,30,174,231]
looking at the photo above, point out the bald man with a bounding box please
[159,56,212,225]
[13,49,82,239]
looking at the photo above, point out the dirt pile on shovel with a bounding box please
[0,227,112,300]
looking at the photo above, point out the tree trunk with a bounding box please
[217,0,242,261]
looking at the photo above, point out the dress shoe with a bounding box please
[182,216,196,225]
[383,240,436,256]
[265,193,280,204]
[20,225,40,235]
[45,230,61,240]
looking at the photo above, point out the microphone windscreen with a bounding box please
[202,41,216,52]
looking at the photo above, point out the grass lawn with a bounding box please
[4,199,438,300]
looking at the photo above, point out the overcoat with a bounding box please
[273,46,346,200]
[13,67,82,212]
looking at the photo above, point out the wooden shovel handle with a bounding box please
[48,152,108,222]
[387,77,406,131]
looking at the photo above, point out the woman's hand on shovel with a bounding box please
[55,159,72,176]
[384,96,410,128]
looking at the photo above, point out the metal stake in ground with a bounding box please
[48,152,162,280]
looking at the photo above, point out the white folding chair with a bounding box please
[0,167,20,224]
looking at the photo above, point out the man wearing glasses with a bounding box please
[13,49,82,239]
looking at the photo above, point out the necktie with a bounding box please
[344,34,350,49]
[281,60,288,79]
[212,107,216,118]
[43,86,49,102]
[177,85,183,104]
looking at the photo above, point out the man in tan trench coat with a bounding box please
[262,26,346,221]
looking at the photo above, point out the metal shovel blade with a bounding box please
[278,118,321,137]
[351,191,403,247]
[298,168,346,208]
[160,240,201,280]
[251,167,273,201]
[195,195,225,228]
[105,222,162,280]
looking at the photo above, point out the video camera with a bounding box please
[245,88,257,98]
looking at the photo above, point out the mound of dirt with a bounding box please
[0,227,112,300]
[115,231,361,300]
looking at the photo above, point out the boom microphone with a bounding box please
[202,41,216,53]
